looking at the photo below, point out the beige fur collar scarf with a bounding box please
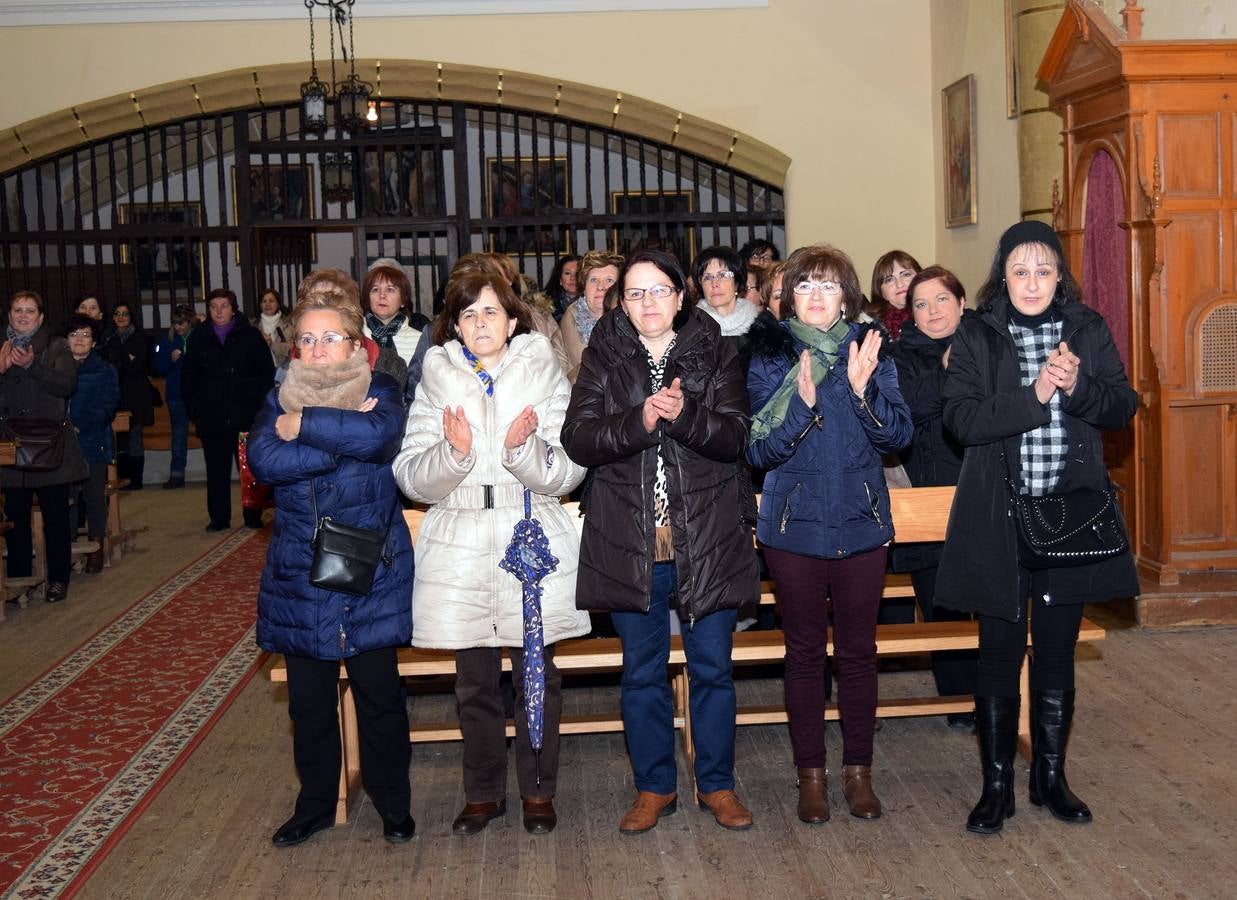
[278,346,372,413]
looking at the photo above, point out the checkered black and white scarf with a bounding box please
[1008,315,1066,496]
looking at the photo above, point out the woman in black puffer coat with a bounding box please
[562,250,758,836]
[100,300,154,490]
[937,221,1138,835]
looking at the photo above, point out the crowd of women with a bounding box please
[2,218,1137,850]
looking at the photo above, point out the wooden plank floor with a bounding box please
[5,487,1237,899]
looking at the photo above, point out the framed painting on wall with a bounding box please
[485,156,569,254]
[118,201,206,297]
[231,163,317,260]
[363,146,443,217]
[609,190,697,268]
[942,74,978,228]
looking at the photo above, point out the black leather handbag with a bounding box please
[1002,452,1129,569]
[0,417,67,472]
[308,480,388,596]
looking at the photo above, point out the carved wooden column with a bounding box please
[1012,0,1066,223]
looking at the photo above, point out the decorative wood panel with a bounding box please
[1168,405,1227,543]
[1157,113,1220,198]
[1161,213,1221,387]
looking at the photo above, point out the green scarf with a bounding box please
[749,316,850,442]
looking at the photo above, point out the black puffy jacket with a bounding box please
[181,315,275,434]
[561,307,758,624]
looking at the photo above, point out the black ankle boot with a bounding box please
[124,457,145,491]
[966,695,1019,834]
[1028,689,1092,823]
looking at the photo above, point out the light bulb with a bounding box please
[366,101,378,123]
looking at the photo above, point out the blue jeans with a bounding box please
[168,399,188,476]
[611,561,738,794]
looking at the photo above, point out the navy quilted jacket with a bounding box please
[746,316,913,560]
[247,372,413,659]
[68,350,120,465]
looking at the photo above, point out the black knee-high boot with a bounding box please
[1028,689,1092,823]
[966,695,1019,834]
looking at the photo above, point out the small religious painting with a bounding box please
[234,163,314,221]
[485,156,570,254]
[943,74,978,228]
[610,190,697,268]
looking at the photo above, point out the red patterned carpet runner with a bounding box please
[0,529,269,898]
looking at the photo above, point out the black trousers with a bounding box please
[455,645,562,803]
[911,565,978,699]
[285,647,411,823]
[72,461,109,540]
[199,429,238,528]
[977,568,1085,699]
[5,482,72,584]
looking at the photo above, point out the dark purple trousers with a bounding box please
[764,544,887,768]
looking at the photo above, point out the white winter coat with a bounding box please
[363,318,423,367]
[393,331,590,649]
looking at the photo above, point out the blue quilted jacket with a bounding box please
[248,372,413,660]
[746,316,913,560]
[68,350,120,465]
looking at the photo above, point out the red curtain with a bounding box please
[1082,150,1130,371]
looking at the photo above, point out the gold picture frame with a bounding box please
[230,163,318,262]
[117,201,206,298]
[609,189,697,268]
[942,74,978,229]
[485,156,570,255]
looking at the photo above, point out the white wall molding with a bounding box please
[0,0,766,27]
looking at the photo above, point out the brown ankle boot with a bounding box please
[842,765,882,819]
[796,767,830,824]
[85,546,105,574]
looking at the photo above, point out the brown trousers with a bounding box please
[454,644,562,802]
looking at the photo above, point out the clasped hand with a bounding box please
[1035,340,1080,403]
[642,377,684,433]
[276,396,377,442]
[0,341,34,373]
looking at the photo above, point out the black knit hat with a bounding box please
[997,220,1063,266]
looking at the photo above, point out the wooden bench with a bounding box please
[269,488,1105,822]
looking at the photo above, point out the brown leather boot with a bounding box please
[696,789,753,831]
[522,797,557,835]
[618,791,677,835]
[842,765,882,819]
[84,547,105,574]
[796,767,830,824]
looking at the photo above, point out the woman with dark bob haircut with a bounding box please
[562,249,758,835]
[746,243,912,824]
[395,269,587,837]
[936,220,1137,834]
[866,249,921,340]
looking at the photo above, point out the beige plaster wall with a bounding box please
[929,0,1021,300]
[0,0,936,275]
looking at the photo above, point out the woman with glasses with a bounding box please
[562,249,758,835]
[100,300,155,490]
[65,315,119,575]
[553,250,623,383]
[866,250,922,341]
[747,244,912,824]
[394,269,587,837]
[691,246,760,363]
[740,238,780,275]
[247,283,414,848]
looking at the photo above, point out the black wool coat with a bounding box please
[101,328,155,428]
[934,296,1140,622]
[180,316,275,435]
[561,306,758,624]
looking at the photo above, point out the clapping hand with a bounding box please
[443,406,473,461]
[11,344,35,370]
[504,405,539,450]
[0,341,12,374]
[796,349,816,408]
[847,329,882,396]
[643,377,684,432]
[1045,340,1080,397]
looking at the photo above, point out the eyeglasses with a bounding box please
[113,310,132,319]
[700,271,735,285]
[67,330,94,339]
[793,279,844,296]
[622,284,677,302]
[750,251,775,262]
[296,332,350,349]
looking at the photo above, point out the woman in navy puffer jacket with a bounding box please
[247,279,415,849]
[747,244,911,825]
[66,314,119,574]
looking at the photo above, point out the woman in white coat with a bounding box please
[393,269,588,838]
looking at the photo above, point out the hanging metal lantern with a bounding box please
[323,152,355,204]
[336,71,372,133]
[300,73,330,134]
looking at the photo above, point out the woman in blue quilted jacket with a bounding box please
[247,278,415,849]
[746,243,912,825]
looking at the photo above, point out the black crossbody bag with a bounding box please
[1001,449,1128,569]
[308,479,389,595]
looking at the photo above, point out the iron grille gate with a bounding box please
[0,100,784,328]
